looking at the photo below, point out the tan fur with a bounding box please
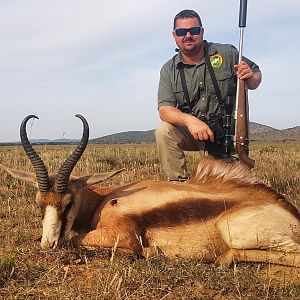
[1,157,300,267]
[191,156,259,184]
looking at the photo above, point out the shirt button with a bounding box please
[201,97,205,101]
[200,82,203,85]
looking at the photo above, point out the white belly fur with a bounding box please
[217,204,300,252]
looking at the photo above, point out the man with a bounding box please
[156,9,262,182]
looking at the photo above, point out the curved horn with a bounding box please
[54,114,89,194]
[20,115,50,192]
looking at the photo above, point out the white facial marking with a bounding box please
[41,205,62,249]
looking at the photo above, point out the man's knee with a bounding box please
[155,121,175,142]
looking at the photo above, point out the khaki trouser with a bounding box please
[156,121,235,180]
[155,121,206,181]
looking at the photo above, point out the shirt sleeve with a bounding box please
[243,56,260,73]
[229,44,260,73]
[157,64,177,109]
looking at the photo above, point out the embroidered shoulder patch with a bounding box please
[210,54,223,69]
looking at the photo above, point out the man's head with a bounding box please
[172,9,204,56]
[173,9,202,30]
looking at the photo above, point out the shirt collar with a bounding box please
[175,41,218,68]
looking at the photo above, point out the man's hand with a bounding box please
[186,115,214,142]
[235,61,253,80]
[234,61,262,90]
[159,106,214,142]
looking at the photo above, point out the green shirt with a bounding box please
[157,42,260,120]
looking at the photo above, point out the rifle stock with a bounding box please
[235,78,255,168]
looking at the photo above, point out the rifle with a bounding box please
[234,0,255,168]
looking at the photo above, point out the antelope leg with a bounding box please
[71,227,143,254]
[217,248,300,268]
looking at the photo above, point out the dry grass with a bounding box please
[0,142,299,299]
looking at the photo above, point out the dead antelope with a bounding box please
[1,115,300,268]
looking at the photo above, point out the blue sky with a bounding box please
[0,0,299,142]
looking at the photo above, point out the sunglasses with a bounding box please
[174,26,202,37]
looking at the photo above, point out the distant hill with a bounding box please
[0,138,79,146]
[1,123,299,146]
[30,138,79,144]
[90,130,155,144]
[249,122,279,134]
[250,123,300,141]
[90,122,300,144]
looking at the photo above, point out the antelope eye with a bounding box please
[61,197,74,213]
[65,200,73,209]
[38,202,46,210]
[63,197,74,207]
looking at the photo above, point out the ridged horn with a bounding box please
[54,114,89,194]
[20,115,50,192]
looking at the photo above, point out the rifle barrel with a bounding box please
[238,27,244,63]
[234,0,255,168]
[235,26,244,121]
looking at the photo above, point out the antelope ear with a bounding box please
[0,164,38,188]
[74,168,125,187]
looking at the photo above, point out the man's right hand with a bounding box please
[159,106,214,142]
[186,114,214,142]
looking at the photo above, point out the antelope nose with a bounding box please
[40,238,57,249]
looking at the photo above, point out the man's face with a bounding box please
[173,17,204,55]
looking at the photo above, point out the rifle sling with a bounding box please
[178,65,193,110]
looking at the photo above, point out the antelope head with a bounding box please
[1,115,123,249]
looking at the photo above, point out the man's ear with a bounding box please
[71,169,125,187]
[0,164,38,188]
[172,30,176,39]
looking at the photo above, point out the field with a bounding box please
[0,142,299,299]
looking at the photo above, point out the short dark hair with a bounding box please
[173,9,202,29]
